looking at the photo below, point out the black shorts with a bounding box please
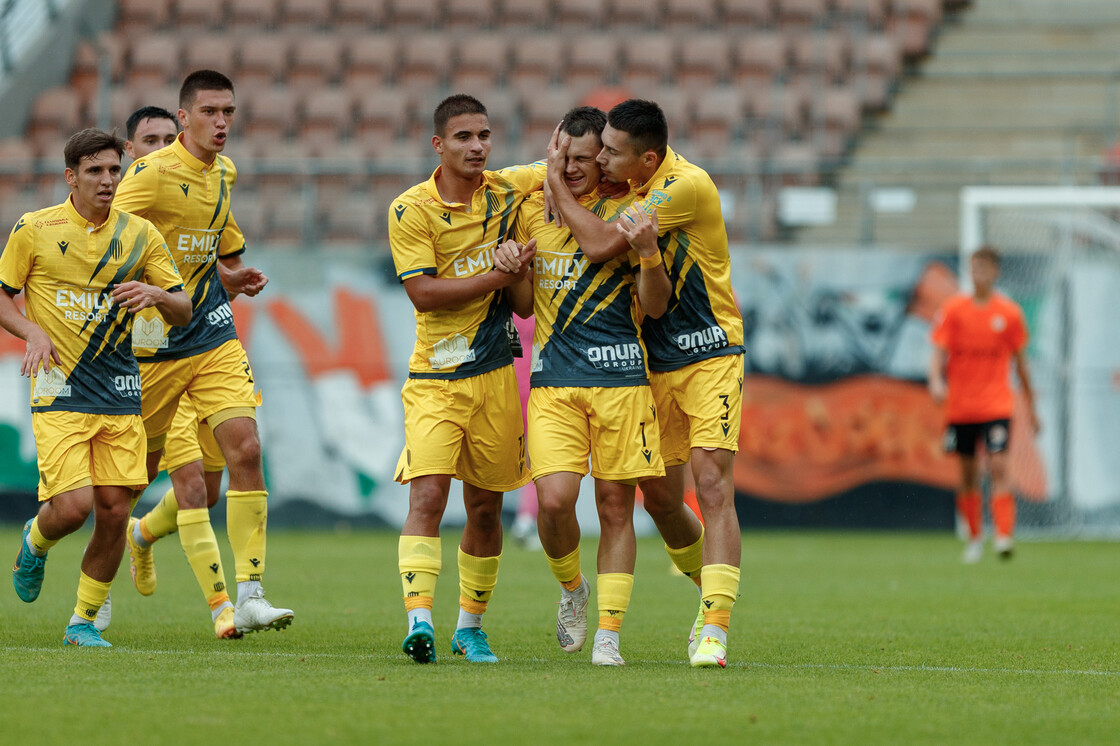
[943,419,1011,457]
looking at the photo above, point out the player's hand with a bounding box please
[928,377,947,404]
[617,205,659,259]
[21,326,60,378]
[112,281,167,313]
[494,239,523,273]
[223,265,269,297]
[545,124,569,227]
[494,238,537,285]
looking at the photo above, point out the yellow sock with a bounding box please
[142,488,180,542]
[399,535,441,612]
[596,573,634,632]
[665,526,704,588]
[545,546,583,590]
[226,490,268,582]
[28,517,58,554]
[700,563,740,632]
[178,508,230,609]
[458,547,501,615]
[74,571,112,623]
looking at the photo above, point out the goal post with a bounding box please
[959,186,1120,537]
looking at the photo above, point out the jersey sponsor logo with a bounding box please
[132,316,169,348]
[643,189,671,209]
[676,325,729,354]
[586,343,644,370]
[179,183,190,197]
[113,373,141,396]
[57,240,69,255]
[32,368,71,399]
[56,287,112,322]
[451,241,498,277]
[534,255,588,291]
[176,230,221,258]
[394,204,407,222]
[206,302,234,327]
[14,217,26,232]
[429,333,476,370]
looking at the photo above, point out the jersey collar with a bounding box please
[171,133,212,172]
[634,145,678,197]
[423,166,496,208]
[63,194,116,232]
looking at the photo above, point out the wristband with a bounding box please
[639,253,662,270]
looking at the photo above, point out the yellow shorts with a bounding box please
[140,339,258,450]
[394,365,529,492]
[31,411,148,500]
[528,385,664,482]
[159,393,227,473]
[652,353,744,466]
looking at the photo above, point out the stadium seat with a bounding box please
[496,0,552,29]
[344,35,398,89]
[776,0,830,30]
[721,0,777,28]
[237,34,291,88]
[608,0,658,29]
[733,32,789,88]
[335,0,388,27]
[835,0,890,28]
[228,189,267,240]
[508,34,564,93]
[126,34,182,89]
[554,0,607,29]
[226,0,281,30]
[387,0,442,28]
[397,33,453,90]
[852,33,902,109]
[352,88,411,154]
[323,191,379,245]
[565,35,621,96]
[109,87,140,130]
[664,0,719,28]
[242,86,299,145]
[790,30,851,84]
[299,88,355,154]
[888,0,943,57]
[812,86,861,159]
[693,85,748,146]
[620,33,676,90]
[520,88,575,146]
[676,34,732,88]
[450,33,510,91]
[769,140,821,186]
[116,0,172,34]
[280,0,333,30]
[26,87,84,150]
[446,0,498,30]
[174,0,227,29]
[182,34,238,82]
[288,34,345,90]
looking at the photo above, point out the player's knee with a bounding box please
[224,433,262,474]
[537,490,572,518]
[52,501,92,532]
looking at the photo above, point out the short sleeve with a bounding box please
[496,160,547,195]
[140,224,185,291]
[219,211,247,258]
[388,199,436,282]
[0,216,34,293]
[1006,303,1028,351]
[634,174,698,234]
[113,158,160,216]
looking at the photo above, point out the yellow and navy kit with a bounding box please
[513,190,649,388]
[389,162,545,380]
[114,133,245,362]
[0,197,184,414]
[632,146,744,372]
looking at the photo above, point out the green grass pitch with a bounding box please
[1,527,1117,744]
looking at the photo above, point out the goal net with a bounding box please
[960,187,1120,537]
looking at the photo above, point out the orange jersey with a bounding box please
[930,292,1027,423]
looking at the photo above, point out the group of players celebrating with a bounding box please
[3,68,1034,668]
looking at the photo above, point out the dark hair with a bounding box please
[180,69,234,110]
[607,99,668,159]
[973,245,1001,267]
[64,128,125,170]
[126,105,176,140]
[561,106,607,139]
[433,94,487,136]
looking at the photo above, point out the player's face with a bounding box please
[433,113,491,180]
[126,117,178,159]
[562,132,604,198]
[971,256,999,293]
[65,148,122,218]
[179,88,236,160]
[597,125,644,184]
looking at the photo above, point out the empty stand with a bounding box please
[182,34,238,81]
[288,34,345,90]
[449,32,510,91]
[227,0,281,30]
[620,33,676,91]
[387,0,442,29]
[334,0,388,27]
[344,35,398,89]
[126,34,182,89]
[175,0,226,30]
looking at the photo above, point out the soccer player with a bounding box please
[928,245,1040,563]
[125,106,178,159]
[112,70,293,638]
[502,106,671,666]
[389,94,541,664]
[2,128,190,647]
[546,99,746,668]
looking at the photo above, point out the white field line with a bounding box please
[2,646,1117,677]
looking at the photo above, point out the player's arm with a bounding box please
[1013,348,1041,434]
[403,264,532,313]
[111,282,191,326]
[0,288,60,378]
[219,254,268,299]
[616,206,670,319]
[546,133,630,263]
[494,237,537,319]
[112,158,160,215]
[927,345,948,404]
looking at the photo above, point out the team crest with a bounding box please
[990,314,1006,332]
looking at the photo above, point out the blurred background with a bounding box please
[0,0,1118,537]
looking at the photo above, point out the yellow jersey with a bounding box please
[389,162,545,379]
[632,146,744,372]
[113,134,246,361]
[0,197,183,413]
[513,191,649,388]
